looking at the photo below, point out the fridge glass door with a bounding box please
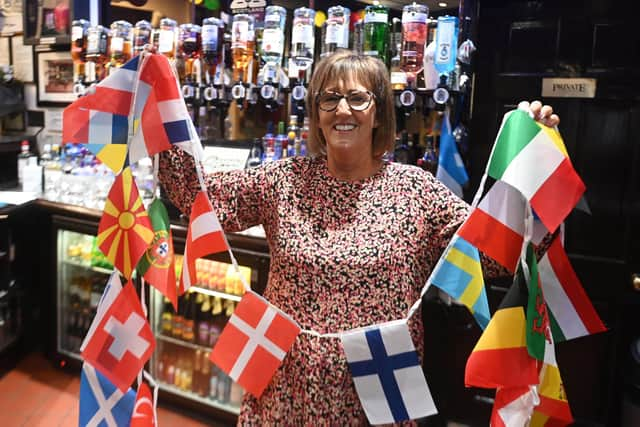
[56,229,114,360]
[150,256,258,415]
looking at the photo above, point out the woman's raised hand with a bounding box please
[518,100,560,127]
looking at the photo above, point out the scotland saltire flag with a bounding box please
[341,320,437,424]
[430,234,490,329]
[436,112,469,198]
[79,363,136,427]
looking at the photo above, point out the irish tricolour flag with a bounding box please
[488,110,585,233]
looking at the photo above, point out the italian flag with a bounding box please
[488,110,585,233]
[538,236,606,342]
[457,180,526,273]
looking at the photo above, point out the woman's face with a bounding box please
[318,76,378,160]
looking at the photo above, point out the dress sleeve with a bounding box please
[157,146,271,232]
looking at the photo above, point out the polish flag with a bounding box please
[180,191,228,294]
[82,281,156,392]
[210,291,300,397]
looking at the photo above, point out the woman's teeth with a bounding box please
[334,124,356,131]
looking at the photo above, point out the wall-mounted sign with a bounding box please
[542,78,597,98]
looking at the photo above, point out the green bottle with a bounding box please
[363,5,390,67]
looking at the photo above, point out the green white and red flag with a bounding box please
[487,110,585,233]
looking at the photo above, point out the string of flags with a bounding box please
[65,51,605,426]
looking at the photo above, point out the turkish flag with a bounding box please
[130,382,156,427]
[82,281,156,392]
[210,291,300,397]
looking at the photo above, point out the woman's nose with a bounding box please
[335,98,351,115]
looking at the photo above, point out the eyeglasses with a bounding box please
[316,90,375,112]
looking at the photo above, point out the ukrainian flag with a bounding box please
[431,234,490,329]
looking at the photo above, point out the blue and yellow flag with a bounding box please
[431,234,490,329]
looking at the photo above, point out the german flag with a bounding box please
[465,266,538,389]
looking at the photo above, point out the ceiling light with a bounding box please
[438,2,448,7]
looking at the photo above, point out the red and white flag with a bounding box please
[180,191,228,294]
[130,382,156,427]
[210,291,300,397]
[491,386,537,427]
[82,281,156,392]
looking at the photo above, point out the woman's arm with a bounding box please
[158,146,269,232]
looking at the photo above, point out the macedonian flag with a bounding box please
[97,167,154,279]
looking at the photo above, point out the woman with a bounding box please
[159,50,558,425]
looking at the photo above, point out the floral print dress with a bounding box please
[159,149,485,425]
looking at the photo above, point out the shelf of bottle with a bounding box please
[61,259,113,275]
[188,285,243,302]
[158,381,241,415]
[156,334,213,353]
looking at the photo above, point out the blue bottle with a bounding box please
[434,16,459,76]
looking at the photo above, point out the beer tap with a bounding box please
[432,15,459,111]
[397,3,429,117]
[258,6,287,112]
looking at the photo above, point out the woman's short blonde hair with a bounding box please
[305,50,396,158]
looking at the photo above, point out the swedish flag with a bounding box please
[431,234,490,329]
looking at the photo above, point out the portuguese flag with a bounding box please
[137,198,177,310]
[487,109,585,233]
[464,270,538,389]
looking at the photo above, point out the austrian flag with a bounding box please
[180,191,228,294]
[210,291,300,397]
[82,281,156,392]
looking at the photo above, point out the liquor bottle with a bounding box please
[200,350,211,398]
[352,19,364,54]
[323,6,350,56]
[178,23,202,84]
[262,122,276,163]
[202,17,224,85]
[230,381,244,407]
[400,3,429,76]
[70,19,90,88]
[85,25,109,83]
[434,16,459,76]
[247,138,263,168]
[197,295,212,346]
[160,297,174,336]
[108,21,133,74]
[274,121,286,160]
[132,20,152,57]
[172,294,186,339]
[231,14,256,85]
[389,19,406,91]
[182,292,196,343]
[208,296,224,348]
[165,350,176,385]
[418,134,438,175]
[209,359,219,401]
[363,4,390,66]
[287,115,300,157]
[261,6,287,73]
[290,7,316,71]
[17,140,36,189]
[193,349,203,395]
[157,18,178,59]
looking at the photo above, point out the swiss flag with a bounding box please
[130,382,156,427]
[180,191,228,294]
[210,291,300,397]
[82,281,156,392]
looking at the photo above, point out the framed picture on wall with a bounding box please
[36,50,75,106]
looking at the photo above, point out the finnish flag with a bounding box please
[341,320,438,425]
[79,363,136,427]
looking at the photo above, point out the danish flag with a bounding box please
[180,191,228,294]
[210,291,300,397]
[82,281,156,392]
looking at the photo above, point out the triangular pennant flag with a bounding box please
[538,235,606,342]
[180,191,228,294]
[491,386,537,427]
[465,272,538,389]
[210,290,300,397]
[523,243,551,362]
[341,320,437,424]
[436,112,468,197]
[430,234,490,329]
[80,272,123,353]
[79,363,136,427]
[458,180,526,273]
[137,199,177,310]
[82,281,156,392]
[63,56,141,173]
[487,109,585,233]
[130,381,156,427]
[97,167,154,279]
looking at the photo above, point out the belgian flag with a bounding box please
[464,259,538,389]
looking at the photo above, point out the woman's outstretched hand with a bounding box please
[518,100,560,127]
